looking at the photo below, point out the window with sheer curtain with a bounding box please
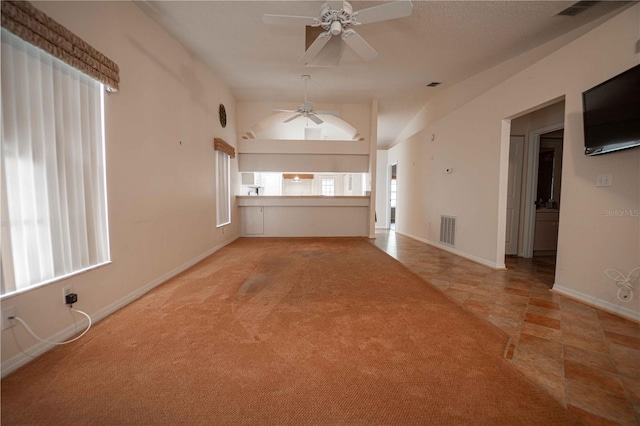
[1,30,110,297]
[216,151,231,227]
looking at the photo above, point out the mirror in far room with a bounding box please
[536,129,563,210]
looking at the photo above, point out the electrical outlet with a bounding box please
[62,286,74,305]
[2,306,15,330]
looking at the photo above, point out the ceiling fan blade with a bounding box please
[314,110,340,116]
[353,1,413,25]
[299,32,332,65]
[283,114,302,123]
[342,30,378,61]
[309,114,324,125]
[305,36,344,67]
[274,109,296,113]
[262,14,318,26]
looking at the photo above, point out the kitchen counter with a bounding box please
[236,195,370,237]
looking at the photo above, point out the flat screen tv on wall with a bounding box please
[582,63,640,156]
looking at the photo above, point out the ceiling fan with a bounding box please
[263,0,413,66]
[275,75,338,125]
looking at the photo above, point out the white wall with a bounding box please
[388,4,640,319]
[237,138,370,173]
[1,1,239,373]
[239,153,369,173]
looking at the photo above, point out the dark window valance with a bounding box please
[214,138,235,158]
[1,1,120,92]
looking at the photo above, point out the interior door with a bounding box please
[505,136,524,255]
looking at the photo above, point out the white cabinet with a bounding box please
[533,210,559,252]
[237,196,370,237]
[244,206,264,235]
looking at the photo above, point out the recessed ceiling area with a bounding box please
[249,112,358,140]
[135,1,628,147]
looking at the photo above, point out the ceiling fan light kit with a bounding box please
[263,0,413,66]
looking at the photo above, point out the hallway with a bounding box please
[373,230,640,425]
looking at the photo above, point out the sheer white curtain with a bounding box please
[1,30,110,295]
[216,151,230,227]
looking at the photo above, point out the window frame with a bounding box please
[215,150,231,227]
[321,178,336,197]
[0,30,111,298]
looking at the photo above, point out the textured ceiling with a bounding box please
[135,1,628,147]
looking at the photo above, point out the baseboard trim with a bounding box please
[1,237,238,378]
[395,230,506,270]
[552,285,640,323]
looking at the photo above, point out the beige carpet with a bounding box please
[1,238,579,425]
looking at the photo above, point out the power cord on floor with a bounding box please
[605,266,640,303]
[9,307,92,345]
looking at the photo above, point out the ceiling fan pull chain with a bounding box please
[302,74,311,103]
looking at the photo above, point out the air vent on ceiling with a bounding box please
[556,1,600,17]
[426,82,441,87]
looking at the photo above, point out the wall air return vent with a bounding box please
[556,1,600,17]
[440,215,456,247]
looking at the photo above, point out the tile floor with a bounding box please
[373,230,640,426]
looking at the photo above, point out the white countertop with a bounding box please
[237,195,370,207]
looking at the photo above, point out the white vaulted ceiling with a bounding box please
[135,1,628,147]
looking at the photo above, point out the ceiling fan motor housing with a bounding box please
[298,101,314,115]
[320,1,354,35]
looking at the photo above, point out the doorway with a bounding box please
[505,99,566,264]
[529,128,563,262]
[389,163,397,230]
[518,123,564,261]
[505,136,524,256]
[506,128,564,259]
[504,100,566,287]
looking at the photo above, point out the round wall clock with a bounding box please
[219,104,227,128]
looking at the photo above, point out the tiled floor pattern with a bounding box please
[372,230,640,426]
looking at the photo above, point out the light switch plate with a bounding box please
[596,174,612,187]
